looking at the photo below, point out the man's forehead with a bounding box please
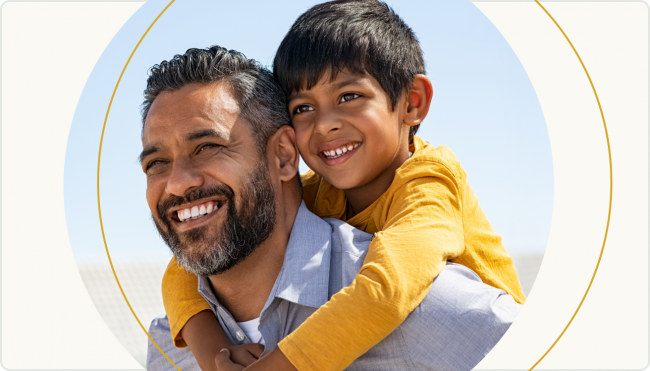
[143,82,240,140]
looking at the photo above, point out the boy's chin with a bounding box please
[306,158,371,190]
[321,172,366,191]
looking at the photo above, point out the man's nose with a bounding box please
[313,110,343,136]
[165,158,203,197]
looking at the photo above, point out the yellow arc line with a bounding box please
[529,1,613,370]
[96,1,181,370]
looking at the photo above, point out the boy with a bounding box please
[161,1,525,370]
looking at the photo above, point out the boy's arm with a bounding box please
[277,176,466,371]
[161,257,214,348]
[164,258,258,369]
[182,310,267,371]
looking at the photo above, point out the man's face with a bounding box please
[141,82,276,276]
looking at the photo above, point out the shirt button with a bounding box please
[235,331,245,342]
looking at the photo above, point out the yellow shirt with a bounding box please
[161,136,525,370]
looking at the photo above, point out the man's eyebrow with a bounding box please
[138,145,159,165]
[185,128,228,142]
[287,78,364,102]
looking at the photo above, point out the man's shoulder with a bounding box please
[324,218,373,256]
[146,315,201,371]
[400,263,521,369]
[346,262,521,370]
[321,218,373,295]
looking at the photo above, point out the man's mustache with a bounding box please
[156,184,234,221]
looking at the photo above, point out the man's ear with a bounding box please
[267,126,300,182]
[404,74,433,127]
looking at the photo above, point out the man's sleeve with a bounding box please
[146,315,201,371]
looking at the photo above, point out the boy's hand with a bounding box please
[225,344,264,366]
[215,348,245,371]
[216,348,298,371]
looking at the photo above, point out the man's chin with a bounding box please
[174,246,244,277]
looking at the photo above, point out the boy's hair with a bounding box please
[142,46,291,153]
[273,0,426,141]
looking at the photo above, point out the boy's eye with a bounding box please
[293,105,314,115]
[340,93,361,103]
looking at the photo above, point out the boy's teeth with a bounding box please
[323,143,361,158]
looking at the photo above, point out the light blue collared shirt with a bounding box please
[147,202,521,371]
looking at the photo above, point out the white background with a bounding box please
[1,0,648,370]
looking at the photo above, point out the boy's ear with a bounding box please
[267,125,300,183]
[404,74,433,127]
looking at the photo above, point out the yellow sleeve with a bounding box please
[161,257,212,348]
[278,176,465,371]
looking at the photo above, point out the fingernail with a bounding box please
[220,348,228,352]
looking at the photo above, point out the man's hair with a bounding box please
[142,46,291,151]
[273,0,426,141]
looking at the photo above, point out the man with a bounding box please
[142,46,521,371]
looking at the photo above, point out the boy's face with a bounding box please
[288,71,411,191]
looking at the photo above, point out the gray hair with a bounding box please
[141,45,291,151]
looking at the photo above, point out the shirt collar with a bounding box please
[262,201,332,311]
[197,201,332,313]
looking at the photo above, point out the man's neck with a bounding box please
[207,195,300,322]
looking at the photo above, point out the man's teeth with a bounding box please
[177,201,218,222]
[323,143,360,158]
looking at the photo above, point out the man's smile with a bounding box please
[167,198,228,230]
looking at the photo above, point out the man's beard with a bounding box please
[153,160,276,276]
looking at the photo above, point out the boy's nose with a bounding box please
[313,111,343,136]
[165,158,204,197]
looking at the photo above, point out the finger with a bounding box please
[232,350,258,366]
[215,348,232,367]
[248,344,264,358]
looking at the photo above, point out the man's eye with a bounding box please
[340,93,361,103]
[293,105,314,115]
[198,144,220,152]
[146,160,164,171]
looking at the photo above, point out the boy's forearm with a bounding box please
[182,310,233,371]
[246,348,297,371]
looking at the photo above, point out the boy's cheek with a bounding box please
[293,128,313,157]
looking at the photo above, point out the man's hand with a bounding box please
[226,344,264,366]
[215,348,245,371]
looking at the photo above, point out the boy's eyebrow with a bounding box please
[288,78,365,102]
[331,78,364,91]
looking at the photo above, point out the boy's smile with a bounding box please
[288,70,413,214]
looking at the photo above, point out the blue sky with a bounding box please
[64,0,553,264]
